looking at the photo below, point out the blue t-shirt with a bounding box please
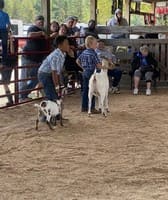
[0,10,10,30]
[141,56,148,67]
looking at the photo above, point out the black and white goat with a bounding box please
[88,58,114,117]
[34,87,67,130]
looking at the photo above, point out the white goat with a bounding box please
[88,58,114,117]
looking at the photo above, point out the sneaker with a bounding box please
[81,108,88,112]
[146,89,151,96]
[133,88,138,95]
[111,87,120,94]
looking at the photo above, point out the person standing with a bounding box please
[38,35,69,101]
[19,15,47,102]
[0,0,11,66]
[76,36,101,113]
[0,0,15,106]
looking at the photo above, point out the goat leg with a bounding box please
[60,115,63,126]
[46,121,54,130]
[35,119,39,130]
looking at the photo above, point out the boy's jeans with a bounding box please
[82,73,95,110]
[38,72,58,101]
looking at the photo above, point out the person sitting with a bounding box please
[83,19,99,39]
[64,45,83,91]
[95,40,122,94]
[107,8,128,39]
[131,45,159,96]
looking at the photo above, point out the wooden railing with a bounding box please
[96,26,168,80]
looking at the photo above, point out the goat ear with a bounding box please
[41,101,47,107]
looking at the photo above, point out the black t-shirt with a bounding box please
[23,25,46,62]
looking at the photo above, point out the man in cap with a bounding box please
[19,15,47,102]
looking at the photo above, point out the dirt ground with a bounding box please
[1,89,168,200]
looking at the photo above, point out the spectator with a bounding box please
[64,44,83,90]
[65,16,75,36]
[107,8,128,39]
[58,24,68,36]
[131,45,158,96]
[0,0,11,66]
[0,0,16,106]
[95,40,122,94]
[72,16,80,37]
[50,20,59,38]
[84,19,99,39]
[19,15,47,102]
[38,35,69,101]
[65,16,78,48]
[76,36,101,113]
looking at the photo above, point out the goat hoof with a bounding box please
[103,113,107,117]
[88,113,91,117]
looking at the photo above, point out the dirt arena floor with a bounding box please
[1,89,168,200]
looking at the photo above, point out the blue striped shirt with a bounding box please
[78,48,100,73]
[38,48,65,74]
[0,10,10,30]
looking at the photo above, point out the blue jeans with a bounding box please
[0,30,8,65]
[82,72,95,110]
[19,56,39,99]
[108,68,122,87]
[38,72,58,101]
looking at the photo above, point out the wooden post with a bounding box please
[90,0,97,24]
[124,0,130,25]
[41,0,50,36]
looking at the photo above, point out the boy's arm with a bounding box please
[76,59,84,71]
[52,70,60,87]
[28,31,46,38]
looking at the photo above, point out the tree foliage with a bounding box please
[97,0,112,25]
[4,0,91,24]
[3,0,164,26]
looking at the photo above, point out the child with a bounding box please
[76,36,101,113]
[50,21,59,38]
[38,35,69,101]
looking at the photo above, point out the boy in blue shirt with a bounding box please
[38,35,69,101]
[76,36,101,113]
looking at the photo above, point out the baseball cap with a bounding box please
[35,15,45,21]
